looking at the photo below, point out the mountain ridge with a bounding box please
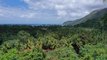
[63,8,107,26]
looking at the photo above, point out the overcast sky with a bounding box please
[0,0,107,24]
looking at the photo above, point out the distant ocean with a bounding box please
[0,24,62,26]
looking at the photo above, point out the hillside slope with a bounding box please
[63,8,107,27]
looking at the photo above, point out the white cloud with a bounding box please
[0,6,38,19]
[20,13,36,18]
[23,0,106,20]
[0,0,106,24]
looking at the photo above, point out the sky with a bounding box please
[0,0,107,24]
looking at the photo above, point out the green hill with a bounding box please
[63,8,107,29]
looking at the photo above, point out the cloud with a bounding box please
[0,0,106,24]
[23,0,106,20]
[0,6,28,18]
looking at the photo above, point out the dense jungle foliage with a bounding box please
[0,15,107,60]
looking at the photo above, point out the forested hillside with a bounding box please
[75,14,107,30]
[0,8,107,60]
[0,23,107,60]
[63,8,107,26]
[0,0,107,60]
